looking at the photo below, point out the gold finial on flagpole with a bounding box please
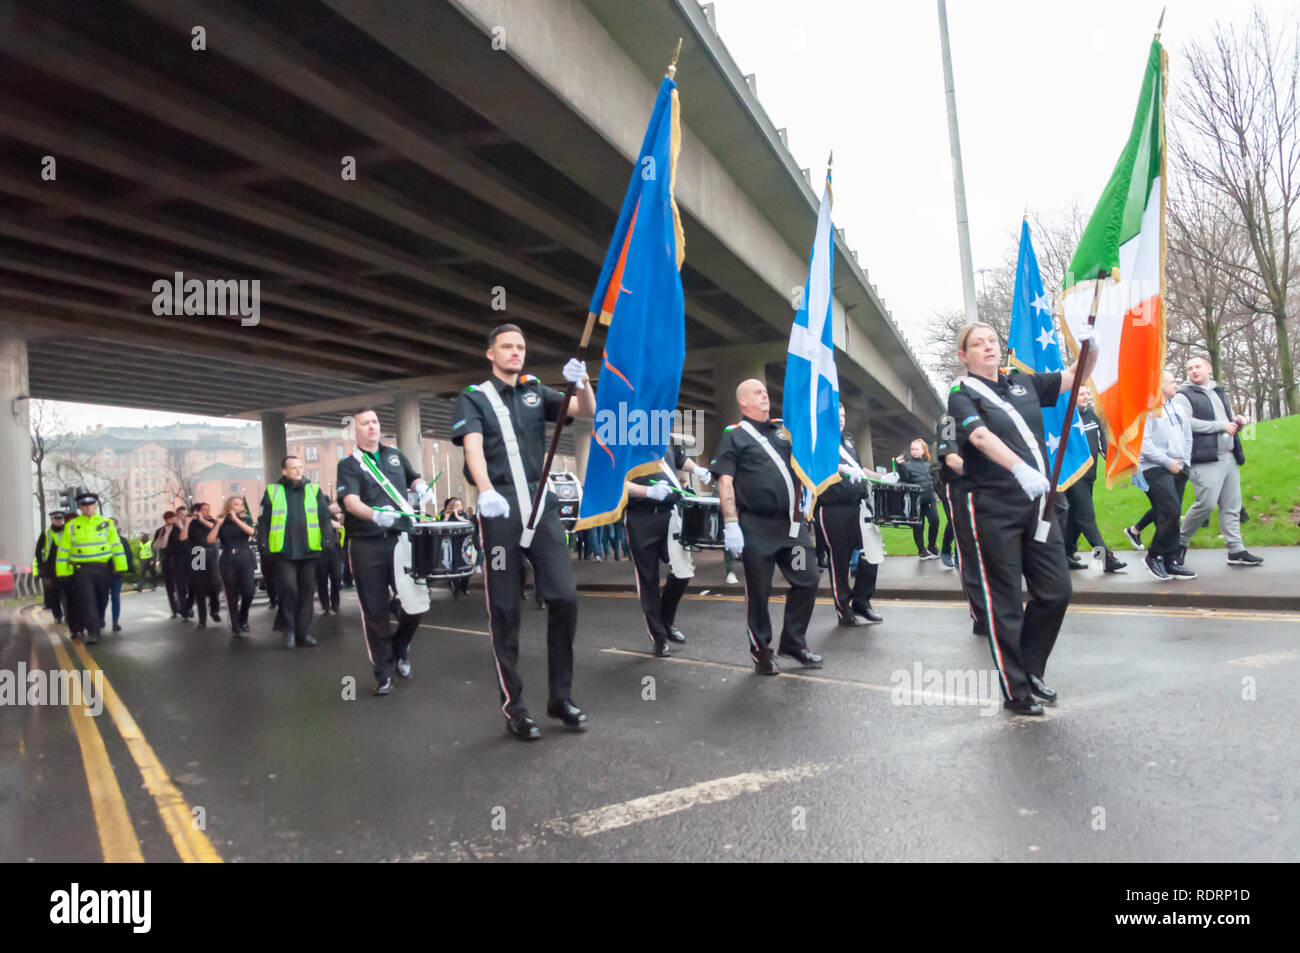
[666,38,682,78]
[1156,5,1166,39]
[1023,204,1029,221]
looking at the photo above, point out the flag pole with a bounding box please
[524,38,683,538]
[1036,269,1108,540]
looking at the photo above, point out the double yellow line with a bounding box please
[26,610,222,863]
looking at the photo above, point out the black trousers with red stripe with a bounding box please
[624,505,689,649]
[814,502,877,619]
[476,491,577,718]
[966,489,1070,701]
[738,511,819,660]
[940,480,988,635]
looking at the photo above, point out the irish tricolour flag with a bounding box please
[1060,38,1167,487]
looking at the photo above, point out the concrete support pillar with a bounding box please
[855,415,875,472]
[0,323,33,565]
[393,392,423,472]
[260,410,287,487]
[702,353,769,464]
[573,431,590,482]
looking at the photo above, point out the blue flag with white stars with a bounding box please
[1008,219,1092,490]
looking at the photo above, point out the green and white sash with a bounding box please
[738,420,800,538]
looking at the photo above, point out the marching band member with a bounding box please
[946,321,1097,715]
[337,410,434,695]
[452,324,596,740]
[814,404,882,627]
[623,440,713,656]
[934,414,988,637]
[712,379,823,674]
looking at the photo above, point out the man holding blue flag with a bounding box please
[1007,219,1124,574]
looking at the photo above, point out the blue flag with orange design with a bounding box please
[576,76,686,528]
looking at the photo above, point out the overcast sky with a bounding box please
[48,0,1289,431]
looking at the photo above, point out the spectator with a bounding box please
[1172,356,1263,567]
[1062,388,1126,573]
[98,518,134,633]
[1137,372,1195,580]
[895,439,940,559]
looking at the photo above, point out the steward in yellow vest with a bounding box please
[256,458,334,648]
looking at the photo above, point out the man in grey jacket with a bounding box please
[1139,372,1196,580]
[1171,356,1263,567]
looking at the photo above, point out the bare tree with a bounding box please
[29,399,67,528]
[1173,8,1300,414]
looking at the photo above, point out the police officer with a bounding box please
[337,411,435,695]
[135,532,158,592]
[1063,387,1126,573]
[623,442,713,656]
[712,379,823,674]
[934,414,988,637]
[35,509,68,625]
[451,323,595,739]
[258,455,333,650]
[54,490,127,645]
[814,404,882,627]
[946,321,1097,715]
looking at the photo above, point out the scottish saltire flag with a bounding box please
[576,76,686,529]
[1059,38,1167,487]
[1008,220,1092,490]
[782,170,841,513]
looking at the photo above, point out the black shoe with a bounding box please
[240,623,250,633]
[853,604,883,624]
[778,647,823,668]
[653,640,672,658]
[284,630,297,649]
[973,624,989,638]
[112,623,122,633]
[753,653,779,676]
[1227,550,1263,566]
[837,612,866,627]
[86,631,101,645]
[331,603,340,614]
[374,678,393,696]
[1066,554,1087,570]
[211,612,221,623]
[505,712,540,740]
[1166,562,1198,579]
[547,699,587,730]
[1028,674,1057,703]
[299,634,318,647]
[1003,696,1044,716]
[232,627,248,639]
[667,625,686,643]
[1143,553,1171,581]
[196,622,207,630]
[1123,525,1144,550]
[1103,552,1128,573]
[1177,544,1188,567]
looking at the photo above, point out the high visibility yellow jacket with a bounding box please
[55,515,128,577]
[138,538,153,559]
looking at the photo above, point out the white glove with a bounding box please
[477,488,510,519]
[416,483,436,505]
[723,521,744,556]
[883,471,900,484]
[646,484,673,502]
[1012,461,1051,500]
[372,509,399,529]
[562,358,588,390]
[1076,324,1095,346]
[693,467,713,486]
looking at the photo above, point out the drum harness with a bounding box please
[958,376,1053,540]
[738,420,801,539]
[352,447,430,613]
[838,444,886,563]
[650,458,695,579]
[479,380,543,549]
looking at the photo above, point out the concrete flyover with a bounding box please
[0,0,942,562]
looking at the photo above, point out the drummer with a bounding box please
[336,407,437,696]
[814,403,883,627]
[946,321,1097,715]
[623,438,713,657]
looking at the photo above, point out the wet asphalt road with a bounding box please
[3,582,1298,862]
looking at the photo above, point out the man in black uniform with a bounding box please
[623,442,713,656]
[814,404,882,627]
[451,323,596,739]
[35,509,69,625]
[1062,387,1126,573]
[946,322,1097,715]
[337,411,435,694]
[712,378,824,674]
[165,506,193,620]
[934,415,989,636]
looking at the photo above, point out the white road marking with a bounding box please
[1225,651,1300,668]
[539,763,831,838]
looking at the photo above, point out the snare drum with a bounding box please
[675,496,725,550]
[870,482,925,527]
[407,520,476,579]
